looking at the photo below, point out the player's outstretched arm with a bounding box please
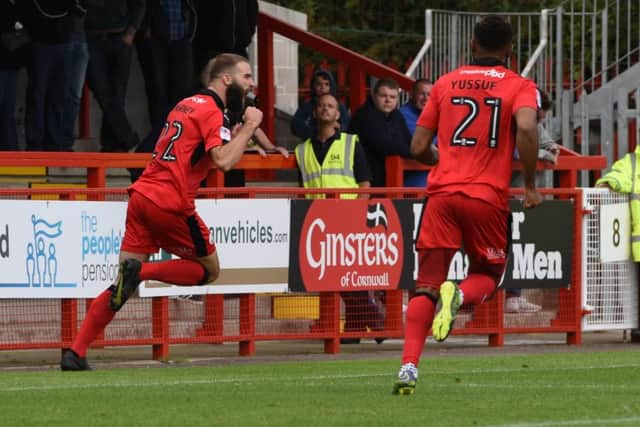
[253,128,289,158]
[210,107,263,172]
[410,126,438,166]
[515,107,543,209]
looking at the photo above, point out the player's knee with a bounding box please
[412,287,439,305]
[201,264,219,285]
[469,262,503,285]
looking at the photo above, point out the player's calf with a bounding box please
[110,259,142,311]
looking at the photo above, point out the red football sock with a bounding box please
[459,273,497,307]
[401,294,436,366]
[71,288,115,357]
[139,259,208,286]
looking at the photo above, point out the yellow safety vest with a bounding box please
[596,145,640,261]
[295,133,359,199]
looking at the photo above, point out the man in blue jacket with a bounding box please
[399,78,434,187]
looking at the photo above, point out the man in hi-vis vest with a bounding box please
[596,145,640,261]
[596,145,640,340]
[295,93,385,344]
[295,93,371,199]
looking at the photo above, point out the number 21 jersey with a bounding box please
[417,59,537,211]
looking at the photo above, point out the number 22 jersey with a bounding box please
[416,59,538,211]
[131,90,230,215]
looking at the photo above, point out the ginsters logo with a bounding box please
[299,200,404,291]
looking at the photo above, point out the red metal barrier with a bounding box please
[0,152,597,358]
[0,190,586,359]
[384,148,608,189]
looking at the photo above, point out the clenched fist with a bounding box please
[243,107,263,128]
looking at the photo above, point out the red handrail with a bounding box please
[385,149,608,188]
[257,11,415,141]
[0,151,297,188]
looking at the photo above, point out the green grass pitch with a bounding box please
[1,351,639,427]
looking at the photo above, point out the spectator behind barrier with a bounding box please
[291,68,350,141]
[596,144,640,340]
[0,0,27,150]
[399,78,434,187]
[349,78,412,187]
[596,144,640,261]
[62,0,89,152]
[192,0,257,90]
[21,0,84,151]
[294,92,385,344]
[85,0,145,152]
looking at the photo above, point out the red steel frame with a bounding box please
[0,149,605,359]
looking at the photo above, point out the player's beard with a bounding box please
[226,81,247,114]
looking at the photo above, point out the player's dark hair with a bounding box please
[473,15,513,52]
[206,53,249,81]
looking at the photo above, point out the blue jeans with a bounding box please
[25,42,67,151]
[0,69,18,150]
[62,39,89,151]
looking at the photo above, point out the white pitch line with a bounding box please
[0,373,391,393]
[486,416,640,427]
[1,362,639,393]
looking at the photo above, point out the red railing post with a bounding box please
[384,156,405,187]
[489,289,505,347]
[320,292,341,354]
[257,15,276,143]
[384,290,404,334]
[196,295,224,338]
[60,299,77,350]
[87,167,106,189]
[205,169,225,189]
[152,296,170,360]
[239,294,256,356]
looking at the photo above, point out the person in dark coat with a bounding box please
[291,68,350,141]
[192,0,258,89]
[349,78,412,187]
[21,0,84,151]
[85,0,145,152]
[0,0,26,150]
